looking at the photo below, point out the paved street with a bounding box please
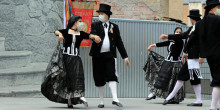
[0,98,215,110]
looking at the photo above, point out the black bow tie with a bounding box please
[104,23,108,28]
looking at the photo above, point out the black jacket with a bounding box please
[184,14,220,58]
[89,21,128,59]
[168,26,200,59]
[57,29,90,56]
[183,21,203,57]
[156,39,183,61]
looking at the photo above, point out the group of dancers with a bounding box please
[145,0,220,110]
[40,0,220,110]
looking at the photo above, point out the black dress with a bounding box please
[41,29,90,104]
[144,39,184,102]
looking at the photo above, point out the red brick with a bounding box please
[111,3,115,7]
[143,10,153,15]
[117,11,124,15]
[138,3,146,7]
[122,7,133,11]
[133,11,142,16]
[116,7,122,11]
[126,3,136,7]
[140,7,150,11]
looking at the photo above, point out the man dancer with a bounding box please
[90,4,130,108]
[160,10,204,106]
[182,0,220,109]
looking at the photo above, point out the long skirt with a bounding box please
[41,43,85,104]
[143,51,184,102]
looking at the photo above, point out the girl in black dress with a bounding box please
[145,27,184,104]
[55,16,101,108]
[42,15,101,108]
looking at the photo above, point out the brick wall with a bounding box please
[89,0,169,20]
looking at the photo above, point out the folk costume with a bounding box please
[144,35,184,103]
[90,4,128,108]
[41,23,90,107]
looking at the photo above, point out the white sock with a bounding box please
[80,97,87,102]
[192,84,202,103]
[166,80,184,100]
[98,86,104,105]
[109,81,119,102]
[148,93,155,98]
[210,87,220,109]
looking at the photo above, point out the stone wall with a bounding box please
[0,0,63,63]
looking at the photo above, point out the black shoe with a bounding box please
[146,95,156,100]
[187,103,202,106]
[163,100,172,105]
[112,101,123,107]
[169,100,180,104]
[98,104,104,108]
[67,104,73,108]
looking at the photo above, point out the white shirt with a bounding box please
[100,21,129,61]
[100,21,110,53]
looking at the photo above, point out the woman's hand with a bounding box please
[90,35,101,43]
[54,30,60,36]
[147,44,156,51]
[94,35,101,43]
[58,33,64,41]
[160,34,168,40]
[54,30,64,41]
[199,57,204,66]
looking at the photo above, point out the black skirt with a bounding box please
[143,51,184,102]
[207,54,220,87]
[177,62,189,81]
[41,43,85,104]
[154,60,175,90]
[60,55,85,98]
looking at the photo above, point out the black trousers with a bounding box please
[207,54,220,87]
[92,57,118,87]
[177,62,201,85]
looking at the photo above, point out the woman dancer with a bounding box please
[41,15,101,108]
[144,27,184,104]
